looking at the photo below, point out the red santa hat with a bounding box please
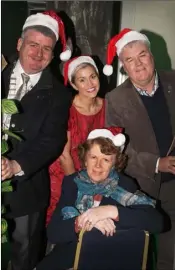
[103,28,150,76]
[87,126,126,151]
[22,10,71,61]
[63,56,99,86]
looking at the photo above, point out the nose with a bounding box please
[37,47,43,58]
[95,159,101,168]
[135,58,141,66]
[87,79,94,88]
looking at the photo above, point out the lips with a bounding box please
[87,87,96,93]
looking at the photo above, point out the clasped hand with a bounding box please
[1,158,21,180]
[77,205,118,236]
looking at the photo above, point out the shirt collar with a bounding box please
[13,60,42,87]
[134,71,159,97]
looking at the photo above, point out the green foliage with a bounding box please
[3,129,22,141]
[1,139,9,155]
[1,99,18,114]
[1,99,21,243]
[1,180,13,192]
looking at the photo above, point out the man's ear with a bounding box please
[17,38,23,52]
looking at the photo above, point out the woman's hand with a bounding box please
[77,205,119,228]
[94,218,116,236]
[59,154,75,175]
[80,218,116,237]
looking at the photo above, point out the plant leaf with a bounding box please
[1,205,6,215]
[1,186,13,192]
[1,139,9,155]
[3,129,22,141]
[1,99,19,114]
[1,218,8,235]
[1,235,7,243]
[1,180,11,187]
[1,180,12,192]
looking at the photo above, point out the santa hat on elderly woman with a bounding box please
[87,127,126,152]
[22,10,71,61]
[103,28,150,76]
[63,56,99,86]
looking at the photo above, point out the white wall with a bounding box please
[117,1,175,85]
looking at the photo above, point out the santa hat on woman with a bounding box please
[103,28,150,76]
[63,56,99,86]
[87,127,126,152]
[22,10,71,61]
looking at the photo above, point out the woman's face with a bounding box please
[85,143,116,183]
[71,65,100,98]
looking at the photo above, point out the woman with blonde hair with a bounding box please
[46,56,105,225]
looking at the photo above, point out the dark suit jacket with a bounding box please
[105,71,175,199]
[2,61,72,218]
[43,172,165,269]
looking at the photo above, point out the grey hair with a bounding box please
[119,39,151,59]
[71,63,99,84]
[21,25,56,43]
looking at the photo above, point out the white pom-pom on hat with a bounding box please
[60,49,72,62]
[103,65,113,76]
[113,133,126,147]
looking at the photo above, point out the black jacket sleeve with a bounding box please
[14,88,72,178]
[116,204,167,234]
[47,174,79,244]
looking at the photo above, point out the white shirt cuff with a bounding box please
[155,158,160,173]
[15,170,25,176]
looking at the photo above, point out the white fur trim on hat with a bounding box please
[68,56,99,82]
[103,64,113,76]
[116,31,150,56]
[87,129,126,150]
[23,13,59,40]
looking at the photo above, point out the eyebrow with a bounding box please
[27,41,53,50]
[139,50,146,55]
[125,50,147,61]
[76,73,96,80]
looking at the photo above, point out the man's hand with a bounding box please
[158,156,175,174]
[1,158,21,180]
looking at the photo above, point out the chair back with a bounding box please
[74,228,150,270]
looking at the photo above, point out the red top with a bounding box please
[46,100,105,225]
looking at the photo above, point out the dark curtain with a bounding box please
[1,1,28,60]
[51,1,121,95]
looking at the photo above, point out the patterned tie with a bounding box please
[15,73,30,101]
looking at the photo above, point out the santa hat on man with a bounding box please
[87,126,126,152]
[103,28,150,76]
[22,10,71,61]
[63,56,99,86]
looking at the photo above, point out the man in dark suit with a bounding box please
[1,10,72,270]
[104,28,175,270]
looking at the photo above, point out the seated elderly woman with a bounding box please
[36,127,165,270]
